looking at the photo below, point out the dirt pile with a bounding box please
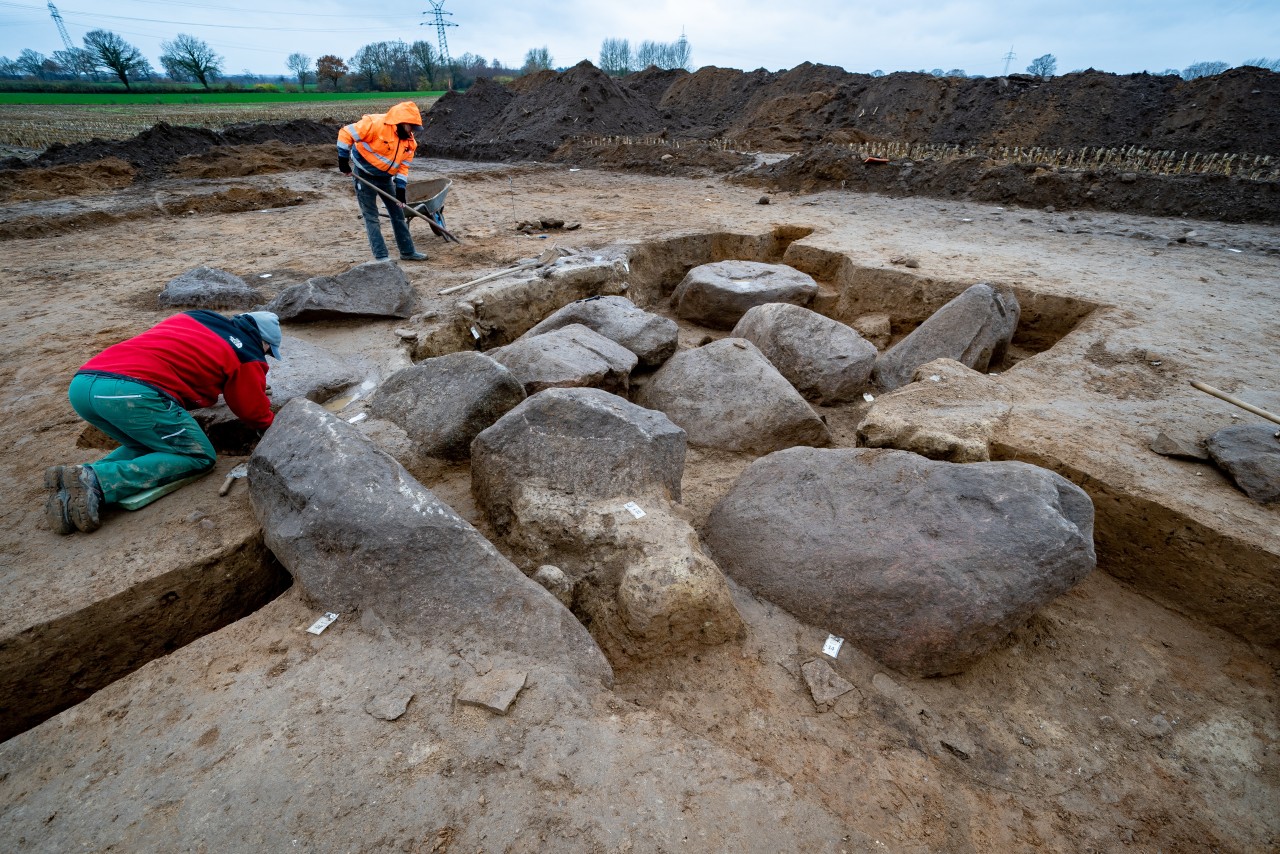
[733,144,1280,223]
[0,156,134,202]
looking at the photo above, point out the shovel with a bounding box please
[219,463,249,496]
[350,172,461,243]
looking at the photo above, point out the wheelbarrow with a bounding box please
[351,172,461,243]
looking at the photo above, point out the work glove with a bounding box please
[337,155,351,175]
[395,185,407,205]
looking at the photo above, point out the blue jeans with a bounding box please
[353,168,416,260]
[68,374,216,502]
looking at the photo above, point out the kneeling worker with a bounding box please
[46,310,282,534]
[337,100,429,262]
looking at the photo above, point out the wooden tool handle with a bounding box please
[219,475,235,496]
[1190,381,1280,426]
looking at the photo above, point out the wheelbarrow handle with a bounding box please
[350,172,428,222]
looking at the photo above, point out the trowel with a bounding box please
[218,462,249,496]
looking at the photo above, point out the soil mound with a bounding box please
[621,66,689,106]
[550,140,753,177]
[0,156,135,202]
[735,144,1280,223]
[220,118,338,147]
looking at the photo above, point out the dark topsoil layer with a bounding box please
[2,61,1277,222]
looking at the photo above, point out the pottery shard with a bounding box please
[522,295,679,367]
[486,323,638,395]
[457,669,527,715]
[265,260,415,320]
[248,398,612,686]
[636,337,830,455]
[705,446,1096,677]
[872,283,1019,391]
[731,303,877,404]
[673,260,818,329]
[157,266,261,309]
[1206,424,1280,504]
[368,351,526,460]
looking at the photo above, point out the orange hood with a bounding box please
[384,101,422,127]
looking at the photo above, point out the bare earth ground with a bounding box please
[0,157,1276,852]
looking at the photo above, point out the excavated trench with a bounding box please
[9,224,1270,747]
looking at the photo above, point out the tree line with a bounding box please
[0,28,1274,92]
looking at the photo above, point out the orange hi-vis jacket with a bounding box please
[337,101,422,188]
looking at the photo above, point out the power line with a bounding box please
[422,1,455,66]
[1002,46,1016,76]
[47,1,74,52]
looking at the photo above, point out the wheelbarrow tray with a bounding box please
[405,178,452,214]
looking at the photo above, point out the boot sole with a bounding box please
[44,490,74,535]
[66,465,103,533]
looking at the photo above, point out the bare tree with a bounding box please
[160,34,223,89]
[286,53,312,89]
[1242,57,1280,71]
[316,55,347,91]
[53,47,96,79]
[521,46,552,74]
[83,29,151,90]
[669,32,692,71]
[1026,54,1057,79]
[16,49,50,79]
[408,41,437,88]
[1182,60,1229,79]
[0,57,21,79]
[599,38,632,76]
[635,40,663,69]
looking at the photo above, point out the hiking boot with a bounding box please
[66,464,103,533]
[399,251,429,261]
[43,465,74,535]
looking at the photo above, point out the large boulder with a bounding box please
[265,261,415,321]
[521,295,679,367]
[472,388,741,658]
[705,447,1096,676]
[872,283,1020,391]
[857,358,1012,462]
[486,323,638,395]
[472,387,685,537]
[731,303,877,404]
[157,266,261,309]
[636,338,830,454]
[368,352,525,461]
[673,260,818,329]
[1206,424,1280,504]
[248,398,611,686]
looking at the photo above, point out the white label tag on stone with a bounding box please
[822,634,844,658]
[307,612,339,635]
[862,393,875,403]
[347,412,367,424]
[623,501,646,519]
[470,326,481,339]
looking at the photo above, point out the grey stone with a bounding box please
[368,352,526,461]
[266,335,370,408]
[672,260,818,329]
[1137,714,1173,739]
[705,447,1096,676]
[265,261,415,321]
[851,313,892,350]
[731,303,877,404]
[636,338,830,455]
[248,398,612,686]
[1149,430,1210,462]
[532,565,574,609]
[487,324,638,396]
[857,358,1012,462]
[157,266,261,309]
[872,283,1020,391]
[472,387,686,538]
[1206,424,1280,504]
[457,669,527,715]
[364,687,414,721]
[522,295,679,367]
[801,659,855,709]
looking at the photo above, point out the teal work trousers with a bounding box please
[68,373,216,503]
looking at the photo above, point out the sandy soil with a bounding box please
[0,155,1276,852]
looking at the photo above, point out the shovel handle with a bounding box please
[219,475,236,496]
[1190,381,1280,426]
[350,172,427,221]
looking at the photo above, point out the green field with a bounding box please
[0,94,443,149]
[0,91,444,106]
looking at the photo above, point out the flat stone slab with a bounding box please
[364,687,414,721]
[673,260,818,329]
[266,260,415,320]
[157,266,261,309]
[1206,424,1280,504]
[801,658,855,709]
[521,295,679,367]
[457,669,527,715]
[486,323,637,395]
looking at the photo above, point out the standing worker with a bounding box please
[45,310,283,534]
[337,101,430,262]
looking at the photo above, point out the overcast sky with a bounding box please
[2,0,1278,79]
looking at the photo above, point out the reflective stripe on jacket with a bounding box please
[336,101,422,188]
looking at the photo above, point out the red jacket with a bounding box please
[79,312,274,429]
